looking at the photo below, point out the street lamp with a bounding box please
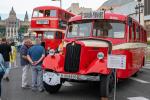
[135,0,144,24]
[52,0,62,8]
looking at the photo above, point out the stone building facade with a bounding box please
[67,3,92,15]
[0,7,30,40]
[144,0,150,38]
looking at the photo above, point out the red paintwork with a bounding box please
[31,20,59,29]
[30,6,75,50]
[43,12,147,79]
[43,38,62,49]
[42,49,111,75]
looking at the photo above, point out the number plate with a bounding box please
[36,20,49,24]
[60,74,78,80]
[43,72,60,86]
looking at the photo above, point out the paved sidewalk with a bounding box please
[144,63,150,69]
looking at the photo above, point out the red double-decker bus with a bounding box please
[42,12,147,98]
[29,6,75,50]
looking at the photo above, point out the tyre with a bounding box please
[43,81,62,94]
[99,71,115,97]
[132,72,138,77]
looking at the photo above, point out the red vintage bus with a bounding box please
[29,6,75,50]
[42,12,147,97]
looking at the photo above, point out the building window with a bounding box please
[144,0,150,16]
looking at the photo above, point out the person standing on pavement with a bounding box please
[27,38,45,92]
[0,37,12,81]
[0,38,5,98]
[20,38,32,89]
[0,53,5,98]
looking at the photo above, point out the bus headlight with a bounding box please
[49,49,55,56]
[97,52,104,60]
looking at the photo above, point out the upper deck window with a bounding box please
[33,10,44,17]
[45,10,57,17]
[67,22,92,38]
[39,10,44,17]
[93,21,125,38]
[33,10,39,17]
[33,9,56,17]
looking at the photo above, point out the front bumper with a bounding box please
[43,71,100,82]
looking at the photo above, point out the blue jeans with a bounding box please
[3,62,10,78]
[0,72,4,96]
[31,65,43,90]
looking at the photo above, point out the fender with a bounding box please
[42,54,65,72]
[86,58,111,75]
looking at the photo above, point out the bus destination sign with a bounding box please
[81,11,104,19]
[36,20,49,24]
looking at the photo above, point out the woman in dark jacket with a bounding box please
[0,53,5,97]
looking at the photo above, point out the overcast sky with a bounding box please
[0,0,107,14]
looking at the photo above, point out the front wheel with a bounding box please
[99,72,115,97]
[43,81,62,94]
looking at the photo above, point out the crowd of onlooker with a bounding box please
[0,37,45,99]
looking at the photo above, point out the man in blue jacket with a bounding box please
[27,38,45,92]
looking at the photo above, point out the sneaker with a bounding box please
[3,77,9,82]
[21,85,30,89]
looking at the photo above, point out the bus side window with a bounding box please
[129,25,132,41]
[144,31,147,42]
[142,30,145,42]
[136,25,140,41]
[140,28,143,42]
[131,23,135,41]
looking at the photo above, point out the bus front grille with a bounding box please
[64,42,81,72]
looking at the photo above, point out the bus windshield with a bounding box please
[44,31,55,39]
[93,21,125,38]
[67,22,92,38]
[67,20,125,38]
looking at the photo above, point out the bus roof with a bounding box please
[33,6,75,16]
[69,12,145,29]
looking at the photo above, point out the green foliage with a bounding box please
[147,40,150,45]
[18,26,28,33]
[0,27,5,37]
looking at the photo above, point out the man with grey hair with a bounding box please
[27,38,45,92]
[20,38,32,89]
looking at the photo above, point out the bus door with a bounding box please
[37,32,43,40]
[54,31,63,48]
